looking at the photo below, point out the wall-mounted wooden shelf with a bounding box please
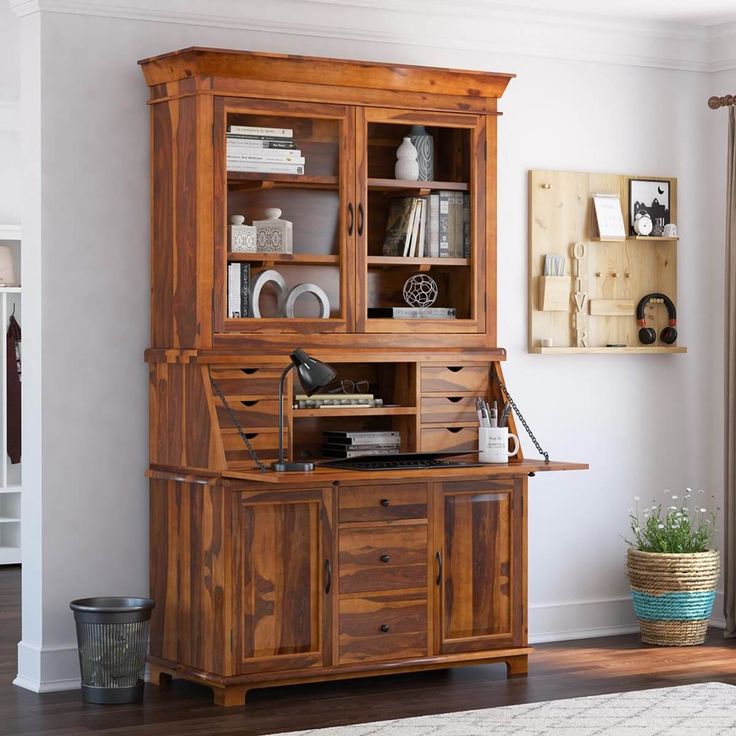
[529,170,684,354]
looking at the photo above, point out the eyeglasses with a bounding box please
[326,379,371,394]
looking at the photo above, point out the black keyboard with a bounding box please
[320,452,481,471]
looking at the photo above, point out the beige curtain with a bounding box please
[725,107,736,637]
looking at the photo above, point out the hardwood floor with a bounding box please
[2,564,736,735]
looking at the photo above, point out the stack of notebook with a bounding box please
[322,431,401,458]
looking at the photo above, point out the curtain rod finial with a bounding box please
[709,96,721,109]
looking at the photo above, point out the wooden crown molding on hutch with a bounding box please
[11,0,736,73]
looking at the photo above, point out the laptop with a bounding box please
[318,450,482,471]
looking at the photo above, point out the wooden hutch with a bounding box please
[139,48,586,707]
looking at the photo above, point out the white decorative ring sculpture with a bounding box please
[284,283,330,319]
[250,269,288,318]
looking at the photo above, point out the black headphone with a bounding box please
[636,293,677,345]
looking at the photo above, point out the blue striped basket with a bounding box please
[626,548,720,646]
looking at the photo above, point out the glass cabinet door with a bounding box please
[213,98,355,336]
[354,107,488,335]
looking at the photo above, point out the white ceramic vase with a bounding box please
[395,137,419,181]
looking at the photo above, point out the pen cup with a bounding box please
[479,427,519,464]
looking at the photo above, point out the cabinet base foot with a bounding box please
[149,664,173,687]
[212,684,249,707]
[505,654,528,678]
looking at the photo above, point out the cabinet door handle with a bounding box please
[380,554,391,563]
[435,551,443,586]
[324,559,332,595]
[380,498,390,507]
[357,202,365,236]
[380,624,390,633]
[347,202,354,236]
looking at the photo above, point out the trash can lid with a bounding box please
[69,597,155,613]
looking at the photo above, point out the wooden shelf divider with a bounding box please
[227,173,339,190]
[368,177,469,193]
[367,255,468,268]
[228,253,340,265]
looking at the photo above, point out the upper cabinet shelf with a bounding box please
[140,48,512,351]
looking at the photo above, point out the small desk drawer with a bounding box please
[222,429,283,467]
[215,398,280,429]
[339,525,427,594]
[338,483,427,523]
[338,593,427,664]
[209,367,282,397]
[421,395,481,424]
[421,426,478,453]
[421,365,489,393]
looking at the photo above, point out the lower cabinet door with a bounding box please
[434,479,523,654]
[233,488,333,674]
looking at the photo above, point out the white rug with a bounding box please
[275,682,736,735]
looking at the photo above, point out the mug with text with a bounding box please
[479,427,519,464]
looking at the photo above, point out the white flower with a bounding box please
[700,508,707,513]
[634,527,640,533]
[672,495,678,500]
[686,488,693,493]
[658,523,665,529]
[651,505,657,510]
[668,506,677,510]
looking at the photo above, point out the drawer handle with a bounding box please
[447,366,463,373]
[447,428,463,434]
[324,559,332,595]
[447,397,463,403]
[380,498,390,507]
[380,624,390,633]
[240,368,259,375]
[435,551,443,586]
[244,433,258,440]
[240,400,258,407]
[380,554,391,563]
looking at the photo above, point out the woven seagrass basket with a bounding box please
[626,548,720,646]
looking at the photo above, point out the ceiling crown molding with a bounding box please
[9,0,736,72]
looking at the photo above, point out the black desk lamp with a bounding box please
[273,348,336,472]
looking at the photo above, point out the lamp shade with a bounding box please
[291,348,336,396]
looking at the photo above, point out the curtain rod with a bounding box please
[709,95,736,109]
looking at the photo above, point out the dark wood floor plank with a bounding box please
[2,565,736,735]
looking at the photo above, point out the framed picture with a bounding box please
[628,179,670,235]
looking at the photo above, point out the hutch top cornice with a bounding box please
[138,47,514,112]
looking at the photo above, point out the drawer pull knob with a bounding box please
[380,624,390,633]
[380,498,390,507]
[380,554,391,563]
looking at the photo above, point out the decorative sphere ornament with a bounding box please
[403,273,438,309]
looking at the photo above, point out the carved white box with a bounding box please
[254,208,293,254]
[230,215,257,253]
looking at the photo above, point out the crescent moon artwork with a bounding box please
[658,187,665,195]
[628,179,670,236]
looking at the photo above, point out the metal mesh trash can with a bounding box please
[70,597,155,704]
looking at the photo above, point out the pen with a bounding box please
[490,400,498,428]
[500,402,511,427]
[476,398,485,428]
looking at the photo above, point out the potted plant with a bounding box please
[626,489,719,646]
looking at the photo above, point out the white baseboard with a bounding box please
[14,641,80,692]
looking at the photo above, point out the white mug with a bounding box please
[663,223,677,238]
[479,427,519,464]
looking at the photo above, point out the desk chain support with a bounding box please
[493,373,550,464]
[211,378,269,472]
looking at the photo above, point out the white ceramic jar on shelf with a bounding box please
[254,208,293,253]
[229,214,257,252]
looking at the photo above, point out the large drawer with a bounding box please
[421,395,481,424]
[338,593,428,665]
[338,483,427,523]
[421,365,489,394]
[209,366,282,397]
[339,524,427,594]
[421,426,478,454]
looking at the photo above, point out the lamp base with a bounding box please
[271,461,315,472]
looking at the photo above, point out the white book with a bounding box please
[227,263,241,318]
[429,194,439,258]
[227,125,293,138]
[227,152,306,164]
[417,198,427,257]
[227,162,305,175]
[409,200,423,257]
[402,199,419,257]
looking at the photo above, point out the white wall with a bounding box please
[0,0,20,224]
[9,1,729,688]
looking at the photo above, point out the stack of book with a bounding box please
[294,394,384,409]
[226,125,305,175]
[382,192,470,258]
[322,431,401,458]
[227,262,250,319]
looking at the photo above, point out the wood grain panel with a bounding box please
[209,366,283,397]
[233,488,332,674]
[420,396,482,424]
[338,525,427,594]
[421,366,489,393]
[215,398,280,429]
[338,483,427,523]
[338,592,427,664]
[435,479,522,654]
[149,478,229,674]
